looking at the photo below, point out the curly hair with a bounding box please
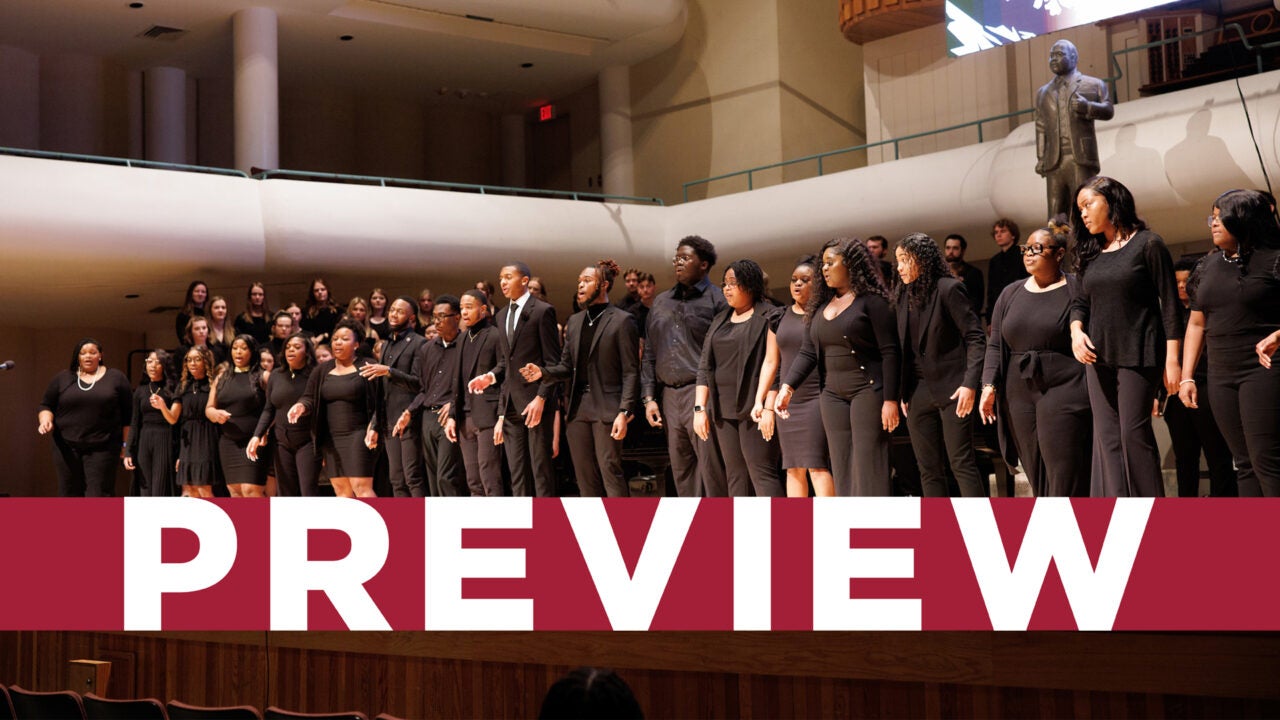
[216,334,262,391]
[677,235,718,267]
[178,345,216,393]
[1071,176,1148,277]
[725,259,766,305]
[595,258,621,295]
[893,233,952,309]
[805,237,890,321]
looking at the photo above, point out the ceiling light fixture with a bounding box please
[521,62,534,69]
[339,34,354,41]
[128,2,144,7]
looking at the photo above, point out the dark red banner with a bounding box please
[1,498,1276,631]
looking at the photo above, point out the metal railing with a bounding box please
[0,146,250,178]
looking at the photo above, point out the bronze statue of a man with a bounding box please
[1035,40,1114,219]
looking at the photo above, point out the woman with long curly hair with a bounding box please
[1069,176,1182,497]
[776,238,899,496]
[1179,189,1280,496]
[125,349,178,497]
[895,232,987,497]
[173,345,219,497]
[206,334,268,496]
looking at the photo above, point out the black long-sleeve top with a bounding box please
[233,314,271,346]
[298,360,383,458]
[301,306,342,340]
[987,245,1029,320]
[408,336,462,414]
[40,368,133,447]
[641,277,728,399]
[1069,230,1184,367]
[126,382,175,458]
[254,366,313,448]
[784,294,900,401]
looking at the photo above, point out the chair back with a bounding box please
[6,686,86,720]
[166,700,262,720]
[83,693,168,720]
[264,708,369,720]
[0,686,14,720]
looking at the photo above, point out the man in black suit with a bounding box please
[520,260,639,497]
[451,289,507,496]
[943,234,985,320]
[360,297,427,497]
[469,262,562,497]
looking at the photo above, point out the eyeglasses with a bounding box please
[432,312,458,321]
[722,281,740,289]
[671,255,696,266]
[1206,215,1223,227]
[1017,244,1056,256]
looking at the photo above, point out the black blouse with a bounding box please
[784,293,900,400]
[39,368,133,446]
[127,382,175,458]
[255,366,314,447]
[213,370,264,442]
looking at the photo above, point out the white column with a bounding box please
[500,113,526,187]
[0,45,40,149]
[598,65,635,198]
[144,66,187,163]
[233,7,279,173]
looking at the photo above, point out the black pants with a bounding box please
[461,417,503,497]
[502,410,556,496]
[714,416,782,497]
[385,422,427,497]
[52,436,118,497]
[820,386,890,496]
[273,440,320,497]
[906,383,985,497]
[423,412,466,497]
[1207,349,1280,497]
[1163,392,1237,497]
[565,419,629,497]
[661,384,727,497]
[1086,364,1164,497]
[1004,353,1091,497]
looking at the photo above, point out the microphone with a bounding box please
[0,361,13,370]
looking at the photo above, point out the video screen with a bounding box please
[946,0,1178,56]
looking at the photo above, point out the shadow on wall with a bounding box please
[1163,106,1251,205]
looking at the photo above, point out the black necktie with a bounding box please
[507,303,517,338]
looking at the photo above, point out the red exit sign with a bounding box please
[538,104,556,122]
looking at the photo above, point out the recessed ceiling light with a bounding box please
[124,293,140,299]
[520,62,534,69]
[128,2,144,8]
[339,34,354,41]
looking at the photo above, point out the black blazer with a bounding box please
[454,322,506,430]
[379,329,426,420]
[298,359,383,460]
[696,302,783,421]
[897,277,986,403]
[541,305,640,424]
[496,295,562,413]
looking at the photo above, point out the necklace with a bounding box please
[77,369,100,391]
[148,381,160,397]
[468,328,481,342]
[586,304,608,326]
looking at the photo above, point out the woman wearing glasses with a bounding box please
[1069,176,1182,497]
[980,226,1091,497]
[1178,189,1280,496]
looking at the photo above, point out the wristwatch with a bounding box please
[693,405,705,413]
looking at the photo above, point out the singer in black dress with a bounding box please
[125,349,177,497]
[1180,189,1280,497]
[302,277,343,345]
[980,227,1091,497]
[1070,177,1183,498]
[207,335,267,496]
[233,282,272,346]
[175,280,208,346]
[174,346,219,497]
[772,256,833,496]
[777,238,900,497]
[251,334,318,496]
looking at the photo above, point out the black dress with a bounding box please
[775,308,827,470]
[233,314,271,346]
[302,306,342,341]
[177,379,220,486]
[255,366,318,496]
[127,382,176,497]
[214,370,267,486]
[983,279,1091,497]
[320,371,375,477]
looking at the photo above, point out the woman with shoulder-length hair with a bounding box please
[173,345,219,497]
[175,280,208,345]
[895,232,987,497]
[980,224,1091,497]
[1069,176,1182,497]
[233,282,272,346]
[368,288,392,341]
[207,295,232,350]
[288,319,382,497]
[1179,188,1280,496]
[777,238,899,496]
[125,348,178,496]
[302,277,343,345]
[693,258,784,497]
[250,333,319,496]
[206,335,268,497]
[343,295,378,357]
[37,338,133,496]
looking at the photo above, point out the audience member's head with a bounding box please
[538,667,643,719]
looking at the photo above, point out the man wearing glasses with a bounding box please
[398,295,467,496]
[641,236,729,497]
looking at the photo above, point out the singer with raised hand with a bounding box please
[455,289,507,496]
[37,339,133,496]
[519,260,639,497]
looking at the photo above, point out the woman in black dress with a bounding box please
[175,280,208,346]
[302,277,343,345]
[207,335,268,497]
[250,334,318,496]
[1179,189,1280,496]
[125,349,177,497]
[776,238,900,496]
[289,319,381,498]
[980,226,1091,497]
[233,282,272,346]
[368,288,391,341]
[207,295,231,351]
[37,338,133,496]
[1070,176,1182,497]
[771,256,834,497]
[694,259,784,497]
[895,233,986,497]
[174,346,219,497]
[258,345,276,374]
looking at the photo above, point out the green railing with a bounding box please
[0,146,250,178]
[683,21,1280,203]
[254,168,664,205]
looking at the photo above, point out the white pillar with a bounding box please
[598,65,635,198]
[0,45,40,149]
[501,113,526,187]
[233,7,279,173]
[144,66,187,163]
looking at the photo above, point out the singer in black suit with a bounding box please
[895,233,988,497]
[359,297,428,497]
[478,262,562,497]
[520,260,639,497]
[453,289,507,497]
